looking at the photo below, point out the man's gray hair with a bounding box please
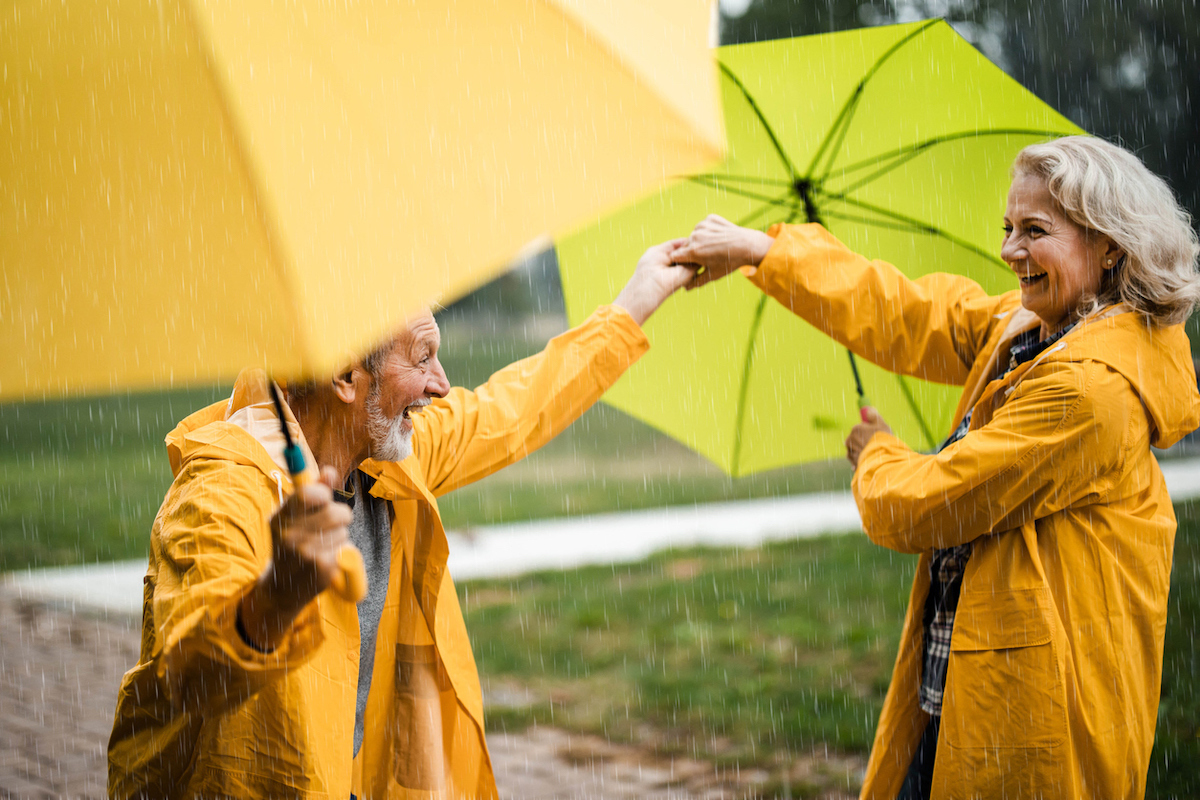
[284,338,395,404]
[1012,135,1200,326]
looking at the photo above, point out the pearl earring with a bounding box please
[1106,258,1113,266]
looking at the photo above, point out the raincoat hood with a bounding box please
[1056,310,1200,449]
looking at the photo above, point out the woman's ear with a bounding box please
[1100,237,1125,271]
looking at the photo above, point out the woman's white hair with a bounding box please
[1012,135,1200,326]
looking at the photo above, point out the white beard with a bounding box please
[366,389,413,462]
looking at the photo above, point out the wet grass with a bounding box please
[462,534,912,794]
[0,318,850,571]
[463,498,1200,798]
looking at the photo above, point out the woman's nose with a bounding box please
[1000,236,1024,264]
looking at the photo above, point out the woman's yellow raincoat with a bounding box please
[108,306,649,799]
[746,224,1200,799]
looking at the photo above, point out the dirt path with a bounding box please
[0,590,857,799]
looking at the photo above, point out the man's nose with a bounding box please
[427,358,450,398]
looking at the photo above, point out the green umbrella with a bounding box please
[557,19,1083,476]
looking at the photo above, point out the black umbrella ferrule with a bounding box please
[792,178,822,225]
[268,379,309,477]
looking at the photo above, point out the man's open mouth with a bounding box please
[402,400,430,420]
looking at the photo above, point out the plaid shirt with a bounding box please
[918,322,1074,716]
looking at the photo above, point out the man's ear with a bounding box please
[331,367,360,405]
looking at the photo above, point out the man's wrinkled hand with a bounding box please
[268,465,353,602]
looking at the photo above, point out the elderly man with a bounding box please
[108,242,692,799]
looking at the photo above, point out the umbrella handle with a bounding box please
[330,546,368,604]
[292,468,369,604]
[857,393,872,423]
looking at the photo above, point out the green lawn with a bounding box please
[462,533,908,796]
[460,499,1200,798]
[0,386,229,569]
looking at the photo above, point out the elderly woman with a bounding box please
[673,136,1200,799]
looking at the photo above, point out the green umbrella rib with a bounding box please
[731,293,771,477]
[826,128,1076,195]
[896,374,938,449]
[686,174,797,206]
[688,172,795,188]
[820,192,1009,271]
[718,62,801,181]
[808,19,942,180]
[737,198,798,229]
[731,206,803,475]
[820,208,946,235]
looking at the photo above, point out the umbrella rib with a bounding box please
[718,62,801,180]
[896,374,938,450]
[819,208,942,236]
[736,197,797,229]
[807,85,864,181]
[731,294,771,478]
[690,172,796,188]
[826,128,1076,195]
[685,175,796,206]
[808,19,942,181]
[731,206,804,475]
[822,193,1009,271]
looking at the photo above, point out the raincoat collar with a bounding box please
[359,457,435,505]
[950,305,1039,428]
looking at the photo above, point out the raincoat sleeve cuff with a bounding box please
[595,304,652,364]
[740,222,829,290]
[851,432,928,553]
[157,581,326,708]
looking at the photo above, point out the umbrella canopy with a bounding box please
[1,0,723,399]
[557,19,1083,476]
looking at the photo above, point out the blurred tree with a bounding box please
[440,247,564,321]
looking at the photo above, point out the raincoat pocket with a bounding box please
[391,643,452,791]
[943,588,1066,751]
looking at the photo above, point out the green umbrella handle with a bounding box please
[847,351,871,422]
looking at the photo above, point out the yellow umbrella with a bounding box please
[1,0,724,399]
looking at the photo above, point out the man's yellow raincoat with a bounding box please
[747,224,1200,799]
[108,306,649,799]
